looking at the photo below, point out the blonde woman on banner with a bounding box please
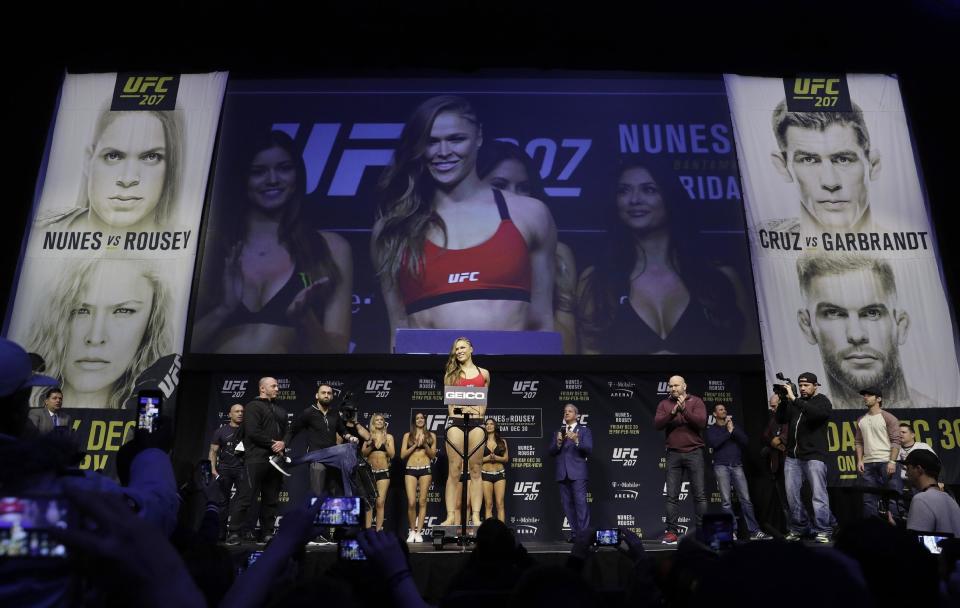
[24,258,173,409]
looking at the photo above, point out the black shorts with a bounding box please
[405,465,432,479]
[481,469,506,483]
[372,468,389,482]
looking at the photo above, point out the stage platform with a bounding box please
[227,535,829,603]
[229,538,678,603]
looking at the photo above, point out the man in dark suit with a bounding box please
[549,403,592,540]
[27,387,70,435]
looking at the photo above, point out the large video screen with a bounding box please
[189,77,759,355]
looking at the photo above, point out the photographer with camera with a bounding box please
[774,372,835,543]
[283,384,369,499]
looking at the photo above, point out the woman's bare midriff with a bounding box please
[407,444,432,468]
[366,451,390,471]
[211,323,300,354]
[408,299,530,329]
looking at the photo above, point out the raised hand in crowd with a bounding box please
[220,498,322,608]
[51,487,205,608]
[356,528,432,608]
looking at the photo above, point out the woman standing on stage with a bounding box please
[401,411,437,542]
[441,337,489,526]
[362,413,395,531]
[481,418,509,522]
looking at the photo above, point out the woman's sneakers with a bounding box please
[406,529,425,543]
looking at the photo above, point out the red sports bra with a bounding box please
[398,189,532,315]
[454,372,487,387]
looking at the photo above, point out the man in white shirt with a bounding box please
[854,388,901,519]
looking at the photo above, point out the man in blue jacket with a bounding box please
[706,404,770,540]
[549,403,592,540]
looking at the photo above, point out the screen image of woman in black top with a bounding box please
[477,140,578,354]
[361,413,395,531]
[192,130,353,354]
[401,411,437,543]
[575,161,755,354]
[481,418,509,522]
[371,96,557,351]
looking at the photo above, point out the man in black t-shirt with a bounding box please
[243,377,288,543]
[210,403,252,545]
[283,384,368,497]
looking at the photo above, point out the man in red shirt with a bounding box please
[654,375,708,544]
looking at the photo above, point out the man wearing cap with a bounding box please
[854,388,902,520]
[778,372,835,542]
[27,388,71,435]
[904,450,960,536]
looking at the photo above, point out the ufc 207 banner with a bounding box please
[724,74,960,413]
[3,73,226,419]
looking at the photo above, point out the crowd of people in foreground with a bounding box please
[2,336,960,607]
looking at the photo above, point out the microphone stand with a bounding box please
[445,408,485,546]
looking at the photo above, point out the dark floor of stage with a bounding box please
[228,537,833,602]
[230,538,679,554]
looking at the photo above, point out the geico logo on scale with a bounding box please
[513,481,541,500]
[365,380,391,397]
[445,390,486,400]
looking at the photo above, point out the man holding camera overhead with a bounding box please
[283,383,369,497]
[775,372,835,543]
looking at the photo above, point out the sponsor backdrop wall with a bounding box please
[207,371,745,541]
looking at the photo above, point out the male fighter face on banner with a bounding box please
[796,253,935,409]
[770,102,880,233]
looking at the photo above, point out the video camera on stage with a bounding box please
[772,372,798,401]
[339,392,357,422]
